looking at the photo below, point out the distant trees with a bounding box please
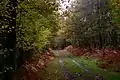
[64,0,120,49]
[110,0,120,48]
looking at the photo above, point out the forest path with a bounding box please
[52,50,103,80]
[40,50,120,80]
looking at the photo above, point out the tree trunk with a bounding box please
[4,0,17,80]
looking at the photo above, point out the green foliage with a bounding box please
[16,0,58,50]
[62,0,120,48]
[110,0,120,25]
[0,0,58,79]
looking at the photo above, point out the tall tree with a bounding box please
[0,0,58,80]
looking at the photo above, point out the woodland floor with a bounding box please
[39,50,120,80]
[16,48,120,80]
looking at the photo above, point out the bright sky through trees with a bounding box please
[58,0,74,15]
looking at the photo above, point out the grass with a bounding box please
[64,56,120,80]
[74,56,120,80]
[39,58,65,80]
[64,57,84,73]
[40,50,120,80]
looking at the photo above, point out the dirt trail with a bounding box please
[53,50,104,80]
